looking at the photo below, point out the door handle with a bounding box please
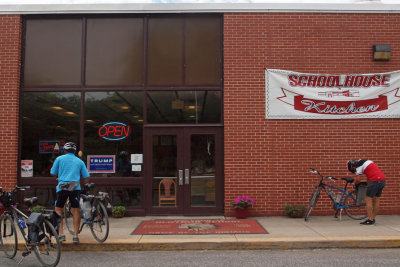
[185,169,190,184]
[178,170,183,185]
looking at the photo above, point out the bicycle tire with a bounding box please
[33,218,61,267]
[89,200,109,243]
[304,187,321,221]
[344,191,368,220]
[0,214,17,259]
[63,200,74,235]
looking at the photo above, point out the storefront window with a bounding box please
[85,17,144,86]
[147,91,222,123]
[84,91,144,177]
[21,92,81,177]
[24,18,82,86]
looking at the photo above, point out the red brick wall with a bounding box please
[224,13,400,216]
[0,15,21,190]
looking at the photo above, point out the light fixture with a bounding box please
[50,106,63,110]
[373,45,390,61]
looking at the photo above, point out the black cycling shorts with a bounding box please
[366,180,386,198]
[55,190,80,208]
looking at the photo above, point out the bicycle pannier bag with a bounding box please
[27,212,45,242]
[356,182,367,206]
[45,211,61,236]
[80,197,94,220]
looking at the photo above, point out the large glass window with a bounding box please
[24,18,82,86]
[148,17,183,85]
[147,91,222,123]
[85,17,144,86]
[84,91,144,177]
[21,92,81,177]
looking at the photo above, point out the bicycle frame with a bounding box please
[3,206,30,244]
[320,183,355,209]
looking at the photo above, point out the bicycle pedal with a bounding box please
[21,250,31,257]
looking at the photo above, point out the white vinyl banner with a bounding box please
[265,69,400,119]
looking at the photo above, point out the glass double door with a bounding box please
[144,127,223,215]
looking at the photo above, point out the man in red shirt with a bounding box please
[348,159,386,225]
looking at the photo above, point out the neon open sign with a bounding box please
[98,122,131,141]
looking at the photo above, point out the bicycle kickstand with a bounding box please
[334,209,344,221]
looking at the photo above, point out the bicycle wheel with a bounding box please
[89,200,109,242]
[344,191,368,220]
[63,200,74,235]
[304,187,321,221]
[33,219,61,267]
[0,214,17,258]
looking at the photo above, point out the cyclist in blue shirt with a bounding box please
[51,142,90,244]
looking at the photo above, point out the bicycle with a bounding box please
[63,183,109,242]
[304,168,368,221]
[0,186,61,267]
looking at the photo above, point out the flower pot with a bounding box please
[235,206,249,219]
[113,213,125,218]
[288,210,305,218]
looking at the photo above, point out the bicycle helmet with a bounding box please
[347,160,357,173]
[120,151,128,156]
[63,142,77,153]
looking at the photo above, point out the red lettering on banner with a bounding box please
[287,74,391,88]
[294,95,388,115]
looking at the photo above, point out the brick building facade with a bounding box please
[0,3,399,217]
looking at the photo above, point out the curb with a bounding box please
[59,239,400,251]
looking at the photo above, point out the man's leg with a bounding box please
[71,207,81,236]
[371,197,380,220]
[365,196,374,220]
[55,207,64,235]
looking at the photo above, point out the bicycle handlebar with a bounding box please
[0,185,30,193]
[310,168,338,181]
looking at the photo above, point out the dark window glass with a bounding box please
[95,186,141,207]
[21,92,81,177]
[86,18,144,86]
[147,91,221,123]
[84,91,144,177]
[185,16,221,85]
[24,19,82,86]
[148,17,183,85]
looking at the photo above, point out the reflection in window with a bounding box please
[24,18,82,86]
[84,92,144,177]
[147,91,221,123]
[86,17,144,86]
[21,92,81,177]
[95,186,141,207]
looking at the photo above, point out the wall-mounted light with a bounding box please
[373,45,390,61]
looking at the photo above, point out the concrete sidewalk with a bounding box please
[60,215,400,251]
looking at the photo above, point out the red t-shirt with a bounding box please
[356,160,385,182]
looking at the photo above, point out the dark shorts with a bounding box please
[366,180,386,198]
[55,190,80,208]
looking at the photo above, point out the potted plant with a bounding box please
[31,205,46,213]
[112,206,126,218]
[284,204,306,218]
[231,196,254,219]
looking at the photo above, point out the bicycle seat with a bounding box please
[84,183,95,189]
[341,177,354,183]
[24,197,38,206]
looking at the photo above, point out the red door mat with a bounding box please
[131,219,268,235]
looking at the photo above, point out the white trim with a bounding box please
[1,3,400,15]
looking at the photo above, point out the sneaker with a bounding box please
[360,219,375,225]
[72,236,79,244]
[59,235,66,242]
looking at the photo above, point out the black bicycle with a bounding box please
[0,186,61,267]
[304,168,368,221]
[63,183,109,242]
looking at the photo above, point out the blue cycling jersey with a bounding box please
[50,153,90,192]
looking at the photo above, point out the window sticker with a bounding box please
[21,160,33,177]
[87,155,115,173]
[131,154,143,164]
[39,140,65,154]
